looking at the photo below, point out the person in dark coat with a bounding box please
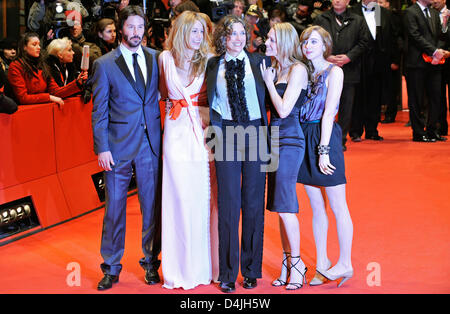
[403,0,449,142]
[348,0,400,142]
[313,0,370,151]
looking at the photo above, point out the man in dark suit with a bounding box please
[431,0,449,135]
[90,6,162,290]
[206,15,269,293]
[349,0,400,141]
[314,0,370,150]
[403,0,449,141]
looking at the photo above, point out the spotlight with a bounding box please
[0,210,10,226]
[55,2,64,14]
[0,197,40,241]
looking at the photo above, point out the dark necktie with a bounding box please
[335,13,344,25]
[424,8,435,34]
[363,5,375,12]
[132,53,146,98]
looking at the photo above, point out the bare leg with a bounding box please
[325,184,353,275]
[272,216,291,286]
[304,185,331,270]
[279,213,306,288]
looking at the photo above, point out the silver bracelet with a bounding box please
[317,144,331,155]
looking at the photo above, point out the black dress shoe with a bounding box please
[97,274,119,291]
[381,118,395,124]
[351,135,362,142]
[144,269,160,285]
[412,135,436,142]
[430,134,448,141]
[365,135,384,141]
[243,277,257,289]
[220,281,236,293]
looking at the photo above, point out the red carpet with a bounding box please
[1,110,449,294]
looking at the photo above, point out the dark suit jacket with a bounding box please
[403,3,448,69]
[350,3,401,73]
[90,46,161,161]
[314,9,370,84]
[206,50,269,129]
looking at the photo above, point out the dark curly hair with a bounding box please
[212,15,250,55]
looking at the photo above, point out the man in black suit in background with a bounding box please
[403,0,449,142]
[431,0,450,136]
[349,0,400,142]
[314,0,370,151]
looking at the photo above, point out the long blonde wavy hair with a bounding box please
[164,11,212,78]
[271,22,303,74]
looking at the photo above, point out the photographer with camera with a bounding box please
[28,0,90,41]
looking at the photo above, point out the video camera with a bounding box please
[48,0,71,38]
[209,0,234,23]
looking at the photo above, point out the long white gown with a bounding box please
[159,50,219,290]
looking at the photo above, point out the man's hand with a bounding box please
[334,54,351,67]
[98,151,115,171]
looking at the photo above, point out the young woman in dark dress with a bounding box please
[297,25,353,288]
[260,22,308,290]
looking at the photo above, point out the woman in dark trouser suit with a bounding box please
[206,15,269,293]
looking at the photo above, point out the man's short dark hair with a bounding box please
[117,5,147,31]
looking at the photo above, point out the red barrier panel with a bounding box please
[0,104,56,190]
[57,160,103,218]
[52,97,97,172]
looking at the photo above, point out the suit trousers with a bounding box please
[405,66,442,138]
[350,70,383,138]
[438,63,449,135]
[100,134,161,276]
[214,119,266,283]
[338,83,357,145]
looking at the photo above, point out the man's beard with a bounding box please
[123,34,142,48]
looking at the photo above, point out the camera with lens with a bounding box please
[208,0,234,23]
[49,0,71,38]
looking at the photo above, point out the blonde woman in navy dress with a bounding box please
[297,26,353,288]
[260,22,308,290]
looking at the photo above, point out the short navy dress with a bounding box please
[267,84,307,213]
[297,64,347,187]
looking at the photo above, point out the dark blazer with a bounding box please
[403,3,448,69]
[350,3,401,72]
[314,9,370,84]
[206,50,269,128]
[90,46,161,161]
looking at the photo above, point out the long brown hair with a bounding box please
[17,32,51,80]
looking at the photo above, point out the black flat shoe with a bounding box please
[412,135,436,142]
[243,277,257,289]
[351,136,362,142]
[145,269,160,285]
[430,134,447,141]
[365,135,384,141]
[97,274,119,291]
[220,281,236,293]
[381,118,395,124]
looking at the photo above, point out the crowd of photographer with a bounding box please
[0,0,448,144]
[0,0,338,115]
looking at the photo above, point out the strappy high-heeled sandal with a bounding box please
[272,252,291,287]
[286,256,307,290]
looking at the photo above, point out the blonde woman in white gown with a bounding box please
[158,10,219,290]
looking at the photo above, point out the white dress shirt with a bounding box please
[119,43,147,84]
[211,50,261,121]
